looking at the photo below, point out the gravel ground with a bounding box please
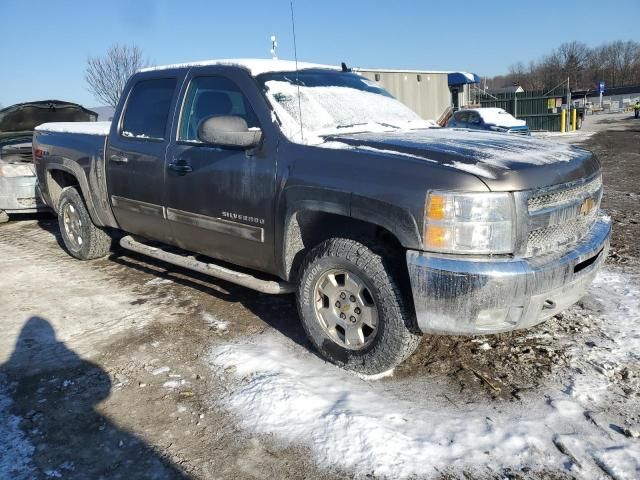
[0,114,638,479]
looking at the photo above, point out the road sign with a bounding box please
[599,81,605,94]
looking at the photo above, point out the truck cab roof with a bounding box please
[138,58,340,76]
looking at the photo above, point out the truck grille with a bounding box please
[528,176,602,212]
[524,175,602,257]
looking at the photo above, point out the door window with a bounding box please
[121,78,176,140]
[178,76,259,142]
[468,112,481,124]
[454,111,469,123]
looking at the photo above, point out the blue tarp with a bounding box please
[448,72,480,85]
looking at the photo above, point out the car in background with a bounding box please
[0,100,97,222]
[447,108,530,135]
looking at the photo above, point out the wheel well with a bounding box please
[283,210,405,282]
[47,169,80,211]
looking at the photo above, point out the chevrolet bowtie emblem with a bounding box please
[580,197,595,216]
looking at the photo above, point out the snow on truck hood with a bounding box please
[324,128,590,181]
[35,121,111,136]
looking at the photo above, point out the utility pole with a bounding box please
[567,76,572,132]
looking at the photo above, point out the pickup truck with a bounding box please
[33,59,610,374]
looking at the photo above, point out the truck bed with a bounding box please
[35,121,111,136]
[33,121,116,228]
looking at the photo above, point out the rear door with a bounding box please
[106,75,181,241]
[466,111,483,130]
[164,68,278,271]
[451,111,469,128]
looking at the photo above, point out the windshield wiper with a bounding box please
[374,121,401,130]
[336,122,369,129]
[336,121,401,130]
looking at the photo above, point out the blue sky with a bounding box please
[1,0,638,108]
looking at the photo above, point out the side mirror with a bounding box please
[198,115,263,149]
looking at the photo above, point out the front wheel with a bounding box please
[57,186,111,260]
[297,238,421,375]
[0,210,8,224]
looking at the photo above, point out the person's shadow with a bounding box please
[0,317,191,479]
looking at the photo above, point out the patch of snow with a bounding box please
[0,377,35,480]
[144,277,173,286]
[471,108,527,128]
[209,267,640,479]
[203,313,229,332]
[569,270,640,404]
[450,160,498,179]
[140,58,339,76]
[35,121,111,136]
[163,379,187,390]
[346,128,586,171]
[151,366,170,376]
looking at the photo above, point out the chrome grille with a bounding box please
[528,175,602,212]
[524,175,602,257]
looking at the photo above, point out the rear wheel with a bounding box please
[57,187,111,260]
[297,237,421,375]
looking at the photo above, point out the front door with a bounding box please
[106,76,180,242]
[164,72,277,271]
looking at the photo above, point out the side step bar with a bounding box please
[119,235,295,295]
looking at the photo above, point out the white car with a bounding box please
[447,108,530,135]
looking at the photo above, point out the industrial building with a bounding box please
[355,67,480,122]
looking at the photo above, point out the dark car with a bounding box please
[447,108,530,135]
[0,100,97,222]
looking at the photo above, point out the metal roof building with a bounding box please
[355,68,480,122]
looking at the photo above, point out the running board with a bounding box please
[119,235,295,295]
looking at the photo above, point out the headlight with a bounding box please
[424,191,514,254]
[0,164,35,178]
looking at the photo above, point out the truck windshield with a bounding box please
[257,70,435,144]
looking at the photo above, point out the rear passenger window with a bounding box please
[178,76,259,142]
[121,78,176,140]
[455,112,469,123]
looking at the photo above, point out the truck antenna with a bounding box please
[289,0,304,142]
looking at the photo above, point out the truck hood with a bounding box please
[325,128,599,191]
[0,100,98,133]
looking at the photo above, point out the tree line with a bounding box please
[488,40,640,93]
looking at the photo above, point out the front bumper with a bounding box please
[0,176,47,213]
[406,214,611,334]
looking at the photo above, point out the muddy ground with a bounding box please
[0,114,638,479]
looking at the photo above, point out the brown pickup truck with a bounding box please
[33,59,610,374]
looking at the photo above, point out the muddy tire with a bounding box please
[57,186,111,260]
[0,210,8,224]
[297,237,421,375]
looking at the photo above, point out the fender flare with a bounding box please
[278,186,422,280]
[45,160,103,226]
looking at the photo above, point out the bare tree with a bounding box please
[487,40,640,92]
[85,44,148,107]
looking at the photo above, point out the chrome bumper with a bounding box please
[406,214,611,335]
[0,176,47,213]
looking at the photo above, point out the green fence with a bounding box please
[478,88,570,131]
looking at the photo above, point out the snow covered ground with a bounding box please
[0,377,34,480]
[210,268,640,479]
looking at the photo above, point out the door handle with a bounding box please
[110,154,129,164]
[168,159,193,175]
